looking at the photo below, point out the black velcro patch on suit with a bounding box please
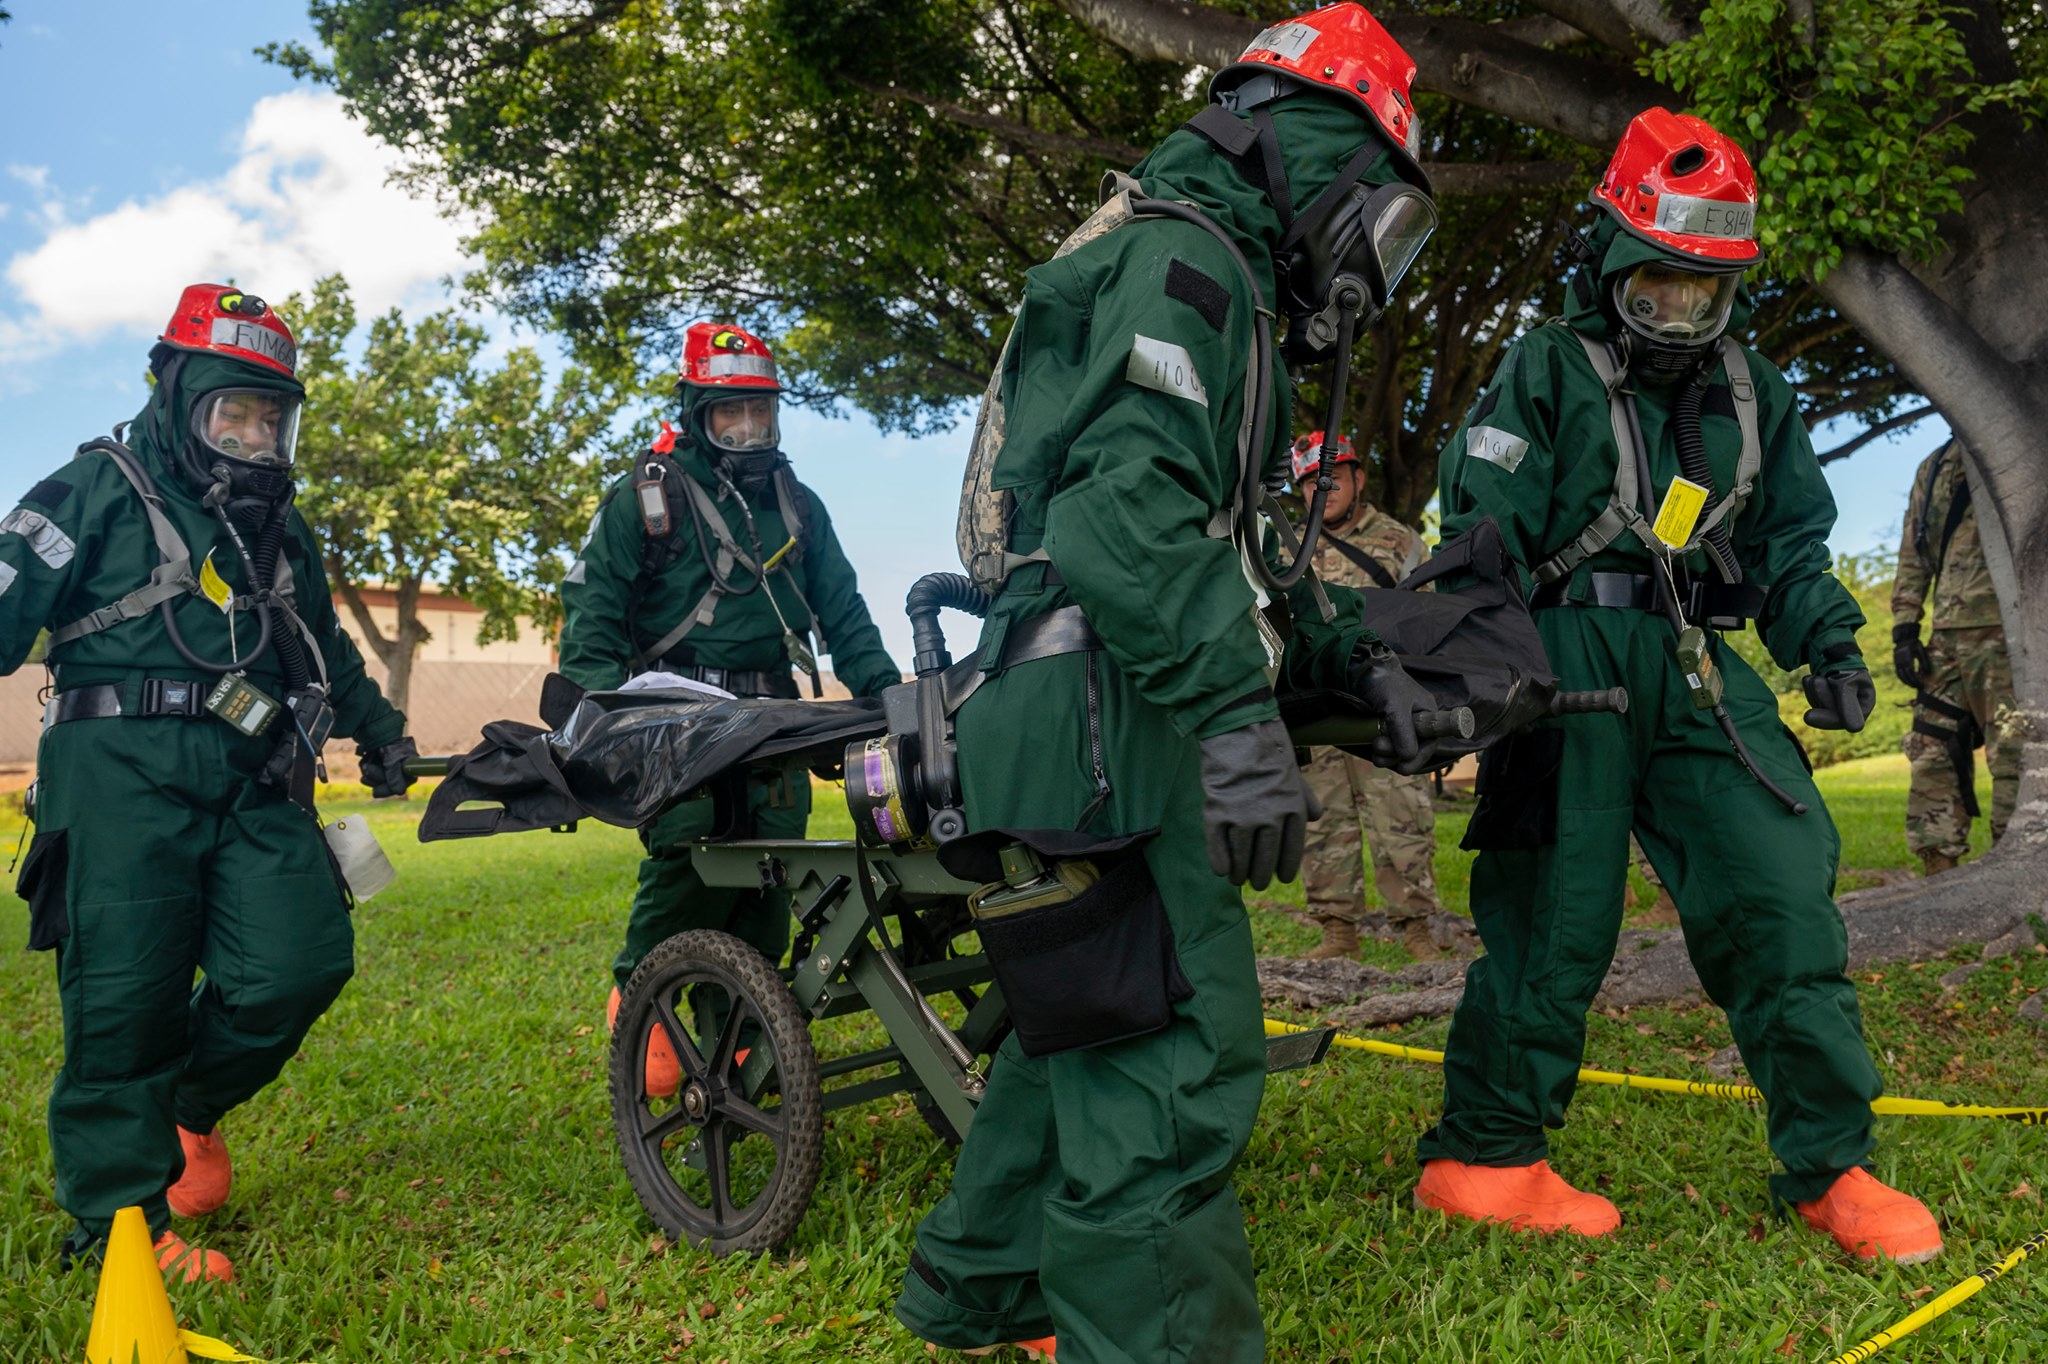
[1165,258,1231,335]
[1701,382,1739,422]
[1471,385,1502,424]
[21,478,70,512]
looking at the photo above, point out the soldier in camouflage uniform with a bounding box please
[1891,439,2016,876]
[1290,432,1450,962]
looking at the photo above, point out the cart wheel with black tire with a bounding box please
[610,929,824,1255]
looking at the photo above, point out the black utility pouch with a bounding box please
[16,829,70,950]
[969,844,1193,1058]
[1461,726,1566,851]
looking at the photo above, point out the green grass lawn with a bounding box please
[0,757,2041,1362]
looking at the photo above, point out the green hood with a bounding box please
[131,352,305,494]
[1129,92,1405,311]
[1563,214,1756,341]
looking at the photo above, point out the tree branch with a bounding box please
[1815,405,1936,465]
[1425,159,1580,195]
[1522,0,1648,54]
[842,75,1146,163]
[1490,16,1587,50]
[1055,2,1675,151]
[1387,13,1677,148]
[1052,0,1253,68]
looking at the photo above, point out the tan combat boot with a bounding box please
[1303,917,1360,960]
[1402,918,1443,963]
[1920,851,1958,877]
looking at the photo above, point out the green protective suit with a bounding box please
[1416,217,1880,1206]
[896,97,1396,1363]
[556,411,900,983]
[0,354,406,1245]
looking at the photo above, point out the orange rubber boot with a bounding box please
[607,987,681,1097]
[1793,1168,1943,1264]
[154,1229,234,1284]
[1415,1159,1622,1237]
[166,1125,232,1218]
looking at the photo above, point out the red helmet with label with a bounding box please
[1290,431,1358,482]
[157,283,298,378]
[1210,4,1426,189]
[1593,108,1760,269]
[679,322,782,392]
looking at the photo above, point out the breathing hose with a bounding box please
[157,470,278,675]
[1672,364,1740,583]
[1622,379,1807,816]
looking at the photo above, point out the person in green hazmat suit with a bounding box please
[1415,109,1943,1265]
[2,284,415,1283]
[896,9,1447,1360]
[557,321,901,1094]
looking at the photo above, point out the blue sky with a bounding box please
[0,3,1944,668]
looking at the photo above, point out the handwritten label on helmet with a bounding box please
[1246,22,1318,62]
[1125,335,1209,408]
[209,319,296,371]
[705,353,775,380]
[1653,193,1755,241]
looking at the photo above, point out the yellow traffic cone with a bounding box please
[84,1206,189,1364]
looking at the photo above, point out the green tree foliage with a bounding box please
[1648,0,2041,280]
[287,275,631,713]
[273,1,1918,527]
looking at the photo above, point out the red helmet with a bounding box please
[1290,431,1357,481]
[679,322,781,392]
[1210,4,1426,188]
[157,283,298,378]
[1593,108,1759,268]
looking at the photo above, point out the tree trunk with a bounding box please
[331,566,428,718]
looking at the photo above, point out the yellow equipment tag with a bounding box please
[198,549,234,613]
[1652,476,1710,548]
[197,550,235,613]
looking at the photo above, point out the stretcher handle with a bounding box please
[1548,687,1630,716]
[403,755,453,779]
[1415,706,1476,741]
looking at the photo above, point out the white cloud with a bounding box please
[0,91,475,360]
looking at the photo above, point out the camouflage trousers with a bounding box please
[1904,625,2018,858]
[1300,746,1443,925]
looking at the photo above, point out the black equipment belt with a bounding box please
[999,605,1102,670]
[650,660,799,699]
[46,678,211,725]
[1530,571,1768,626]
[1912,692,1983,819]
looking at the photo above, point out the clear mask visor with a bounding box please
[1368,188,1437,303]
[702,393,779,452]
[192,389,301,465]
[1615,264,1739,342]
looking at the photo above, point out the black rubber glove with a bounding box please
[1196,718,1322,890]
[1348,641,1443,774]
[1891,621,1932,690]
[1802,670,1876,733]
[359,736,420,798]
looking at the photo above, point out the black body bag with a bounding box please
[1279,516,1559,764]
[419,675,888,840]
